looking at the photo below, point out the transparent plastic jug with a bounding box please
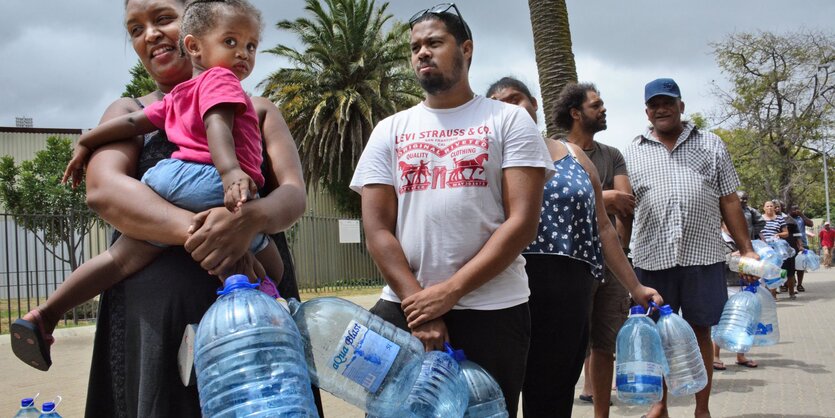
[616,306,667,405]
[194,275,319,418]
[727,254,781,278]
[289,297,424,416]
[753,282,780,346]
[655,305,707,397]
[13,396,39,418]
[456,348,509,418]
[712,284,762,353]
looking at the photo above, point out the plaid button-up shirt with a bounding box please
[624,122,740,270]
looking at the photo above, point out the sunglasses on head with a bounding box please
[408,3,472,41]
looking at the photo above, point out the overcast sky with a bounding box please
[2,0,834,151]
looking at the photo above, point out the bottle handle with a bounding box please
[647,300,658,316]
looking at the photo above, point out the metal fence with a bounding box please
[288,214,384,292]
[0,212,383,333]
[1,212,109,334]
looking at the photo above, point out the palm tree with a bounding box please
[528,0,577,136]
[260,0,422,214]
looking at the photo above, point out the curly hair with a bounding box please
[553,82,599,131]
[179,0,263,56]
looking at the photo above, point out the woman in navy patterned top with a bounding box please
[489,78,661,417]
[521,139,663,416]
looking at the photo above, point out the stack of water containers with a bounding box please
[713,284,762,353]
[729,239,787,287]
[193,275,319,417]
[795,249,821,272]
[289,297,424,416]
[616,305,667,404]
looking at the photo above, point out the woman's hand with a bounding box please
[401,283,459,329]
[411,318,449,352]
[630,284,664,309]
[185,206,263,275]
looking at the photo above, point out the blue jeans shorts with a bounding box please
[634,262,728,327]
[141,158,268,253]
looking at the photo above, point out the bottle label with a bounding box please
[332,320,400,393]
[616,361,663,386]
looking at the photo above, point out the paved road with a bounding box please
[3,273,834,417]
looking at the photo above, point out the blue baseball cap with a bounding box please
[644,78,681,103]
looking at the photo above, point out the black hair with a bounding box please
[553,82,600,131]
[486,77,534,102]
[125,0,186,6]
[179,0,263,55]
[411,12,472,45]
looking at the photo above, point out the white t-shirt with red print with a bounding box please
[350,95,553,310]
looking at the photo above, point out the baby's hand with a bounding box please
[62,144,93,188]
[221,169,258,212]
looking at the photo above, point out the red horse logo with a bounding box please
[449,153,488,181]
[399,160,430,185]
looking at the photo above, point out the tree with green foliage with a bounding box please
[711,30,835,207]
[122,60,158,98]
[528,0,577,137]
[260,0,422,216]
[0,136,99,270]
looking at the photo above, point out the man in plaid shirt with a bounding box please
[624,78,759,418]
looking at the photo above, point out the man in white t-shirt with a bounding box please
[349,5,552,416]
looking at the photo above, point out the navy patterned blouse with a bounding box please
[524,141,603,278]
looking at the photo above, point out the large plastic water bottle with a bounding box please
[289,297,424,416]
[457,350,509,418]
[655,305,707,397]
[13,397,39,418]
[616,306,667,405]
[751,239,782,267]
[761,269,787,290]
[37,402,61,417]
[726,254,781,278]
[753,283,780,346]
[381,345,468,418]
[794,250,807,271]
[712,284,762,353]
[768,238,795,260]
[194,275,319,418]
[795,249,820,271]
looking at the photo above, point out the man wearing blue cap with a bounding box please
[624,78,760,418]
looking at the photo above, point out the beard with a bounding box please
[581,113,607,134]
[416,51,464,95]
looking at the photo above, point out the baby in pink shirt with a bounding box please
[12,0,284,371]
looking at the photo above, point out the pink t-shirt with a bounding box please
[144,67,264,187]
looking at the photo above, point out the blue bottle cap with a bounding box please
[744,283,759,293]
[658,305,673,316]
[629,305,646,315]
[42,402,55,412]
[21,398,34,407]
[443,342,467,362]
[217,274,259,295]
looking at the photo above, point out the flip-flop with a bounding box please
[10,315,54,371]
[736,359,758,368]
[579,394,594,403]
[713,361,727,370]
